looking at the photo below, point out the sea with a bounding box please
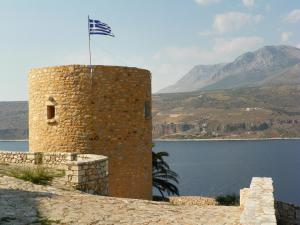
[1,139,299,205]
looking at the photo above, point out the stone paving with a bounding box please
[0,175,241,225]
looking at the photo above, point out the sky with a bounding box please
[0,0,299,101]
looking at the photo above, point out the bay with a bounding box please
[153,139,300,205]
[0,139,299,205]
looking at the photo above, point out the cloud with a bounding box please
[150,63,193,92]
[284,9,300,23]
[243,0,255,8]
[213,12,263,33]
[213,36,264,55]
[154,36,264,63]
[281,32,293,42]
[296,44,300,49]
[195,0,220,5]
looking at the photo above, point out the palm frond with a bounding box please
[152,150,179,198]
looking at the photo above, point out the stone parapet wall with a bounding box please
[42,152,77,169]
[66,154,108,195]
[0,151,108,196]
[240,177,277,225]
[0,151,38,165]
[275,200,300,225]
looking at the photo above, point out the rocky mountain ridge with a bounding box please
[159,45,300,93]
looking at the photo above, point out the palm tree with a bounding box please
[152,150,179,199]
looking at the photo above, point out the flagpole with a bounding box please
[88,15,92,76]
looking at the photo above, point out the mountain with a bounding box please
[159,45,300,93]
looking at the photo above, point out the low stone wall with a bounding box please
[0,151,108,196]
[66,154,108,195]
[240,177,277,225]
[275,200,300,225]
[42,152,77,169]
[0,151,39,165]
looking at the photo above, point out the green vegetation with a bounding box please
[152,149,179,200]
[215,194,240,206]
[5,166,64,185]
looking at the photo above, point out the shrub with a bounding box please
[7,166,63,185]
[215,194,240,206]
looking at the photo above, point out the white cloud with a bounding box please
[195,0,220,5]
[213,12,263,33]
[243,0,255,8]
[296,44,300,49]
[281,32,293,42]
[213,36,264,55]
[154,36,264,63]
[150,63,193,92]
[284,9,300,23]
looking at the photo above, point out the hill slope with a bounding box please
[159,45,300,93]
[0,85,300,140]
[153,85,300,139]
[0,102,28,140]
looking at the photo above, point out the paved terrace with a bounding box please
[0,175,241,225]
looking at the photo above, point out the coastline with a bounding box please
[154,137,300,141]
[1,137,300,142]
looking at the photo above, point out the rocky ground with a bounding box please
[0,174,241,225]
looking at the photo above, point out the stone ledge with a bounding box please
[240,177,277,225]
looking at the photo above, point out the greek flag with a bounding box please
[89,18,114,37]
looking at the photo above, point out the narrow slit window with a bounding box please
[144,101,151,119]
[47,105,55,119]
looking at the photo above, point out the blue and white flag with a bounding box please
[89,18,114,37]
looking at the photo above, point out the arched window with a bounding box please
[46,96,57,123]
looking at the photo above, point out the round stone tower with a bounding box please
[29,65,152,200]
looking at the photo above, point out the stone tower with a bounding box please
[29,65,152,200]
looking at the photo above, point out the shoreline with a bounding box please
[154,137,300,141]
[1,137,300,142]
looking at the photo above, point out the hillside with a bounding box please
[0,102,28,140]
[159,45,300,93]
[0,85,300,140]
[153,85,300,139]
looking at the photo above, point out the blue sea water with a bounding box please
[1,139,299,204]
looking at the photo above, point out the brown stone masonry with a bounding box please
[29,65,152,200]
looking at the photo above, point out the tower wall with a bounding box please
[29,65,152,200]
